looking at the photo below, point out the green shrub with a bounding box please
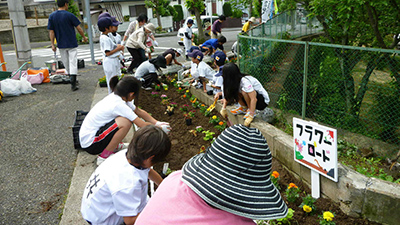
[232,8,243,18]
[123,15,130,22]
[173,5,184,21]
[222,2,232,17]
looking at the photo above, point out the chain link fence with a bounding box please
[238,35,400,145]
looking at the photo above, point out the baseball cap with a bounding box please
[212,51,226,63]
[98,12,121,26]
[188,50,203,61]
[97,17,112,29]
[187,19,194,24]
[176,48,183,56]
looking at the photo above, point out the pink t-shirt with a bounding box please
[135,170,256,225]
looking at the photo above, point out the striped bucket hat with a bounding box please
[182,124,288,220]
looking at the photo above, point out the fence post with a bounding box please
[302,42,309,119]
[237,35,240,66]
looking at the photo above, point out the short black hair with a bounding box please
[219,15,226,21]
[57,0,68,8]
[218,36,227,44]
[127,125,171,165]
[110,76,141,102]
[137,14,148,23]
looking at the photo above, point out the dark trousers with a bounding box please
[142,73,160,88]
[127,47,146,71]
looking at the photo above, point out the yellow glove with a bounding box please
[220,108,227,118]
[244,114,254,127]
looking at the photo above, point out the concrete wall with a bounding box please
[189,87,400,225]
[0,26,50,44]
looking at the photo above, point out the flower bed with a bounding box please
[139,76,381,225]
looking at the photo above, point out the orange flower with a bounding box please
[288,183,298,189]
[179,87,182,90]
[272,171,279,178]
[218,121,224,125]
[201,104,205,107]
[183,95,186,98]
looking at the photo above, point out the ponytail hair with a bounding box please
[110,76,141,103]
[222,62,245,103]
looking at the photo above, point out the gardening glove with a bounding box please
[244,114,254,127]
[153,40,159,47]
[220,108,228,118]
[145,48,151,54]
[156,121,171,134]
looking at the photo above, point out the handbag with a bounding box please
[11,70,44,85]
[27,68,50,83]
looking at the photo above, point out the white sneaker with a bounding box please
[142,86,152,91]
[96,155,106,166]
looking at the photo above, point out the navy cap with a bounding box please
[98,12,111,20]
[187,19,194,24]
[188,50,203,61]
[98,12,121,26]
[97,17,112,29]
[212,51,226,63]
[110,16,122,26]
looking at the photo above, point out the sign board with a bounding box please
[293,118,338,182]
[261,0,273,22]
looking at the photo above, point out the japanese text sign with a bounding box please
[293,118,338,182]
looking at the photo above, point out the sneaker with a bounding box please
[142,86,152,91]
[243,112,255,119]
[114,142,129,152]
[230,105,247,115]
[96,155,107,166]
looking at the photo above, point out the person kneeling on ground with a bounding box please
[135,124,288,224]
[134,55,167,90]
[216,62,270,126]
[188,50,215,93]
[81,125,171,225]
[79,76,171,165]
[162,48,184,67]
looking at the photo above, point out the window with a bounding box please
[129,5,147,17]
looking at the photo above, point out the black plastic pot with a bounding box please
[185,119,192,125]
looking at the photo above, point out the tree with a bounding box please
[223,2,233,17]
[229,0,254,17]
[185,0,206,42]
[173,5,184,22]
[67,0,80,18]
[145,0,171,29]
[279,0,400,121]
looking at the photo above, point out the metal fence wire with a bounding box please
[238,35,400,145]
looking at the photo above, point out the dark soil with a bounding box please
[139,79,382,225]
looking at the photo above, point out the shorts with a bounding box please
[256,91,268,110]
[82,120,119,155]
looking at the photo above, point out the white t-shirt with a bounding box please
[197,61,215,80]
[190,61,199,80]
[79,93,138,148]
[108,33,122,45]
[81,149,150,225]
[212,69,223,95]
[184,26,192,40]
[134,60,157,79]
[240,76,270,105]
[100,34,120,59]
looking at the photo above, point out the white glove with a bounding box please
[153,40,159,47]
[145,48,151,53]
[220,108,227,118]
[121,41,125,46]
[156,121,171,134]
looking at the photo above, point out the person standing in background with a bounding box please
[48,0,87,91]
[211,15,226,39]
[183,19,194,60]
[122,14,148,45]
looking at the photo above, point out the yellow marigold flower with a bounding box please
[288,183,298,189]
[219,121,224,125]
[164,88,168,91]
[212,115,217,119]
[272,171,279,178]
[186,90,189,93]
[303,205,312,213]
[323,211,334,221]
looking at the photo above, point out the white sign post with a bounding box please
[293,118,338,199]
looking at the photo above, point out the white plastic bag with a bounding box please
[0,79,22,96]
[19,76,37,94]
